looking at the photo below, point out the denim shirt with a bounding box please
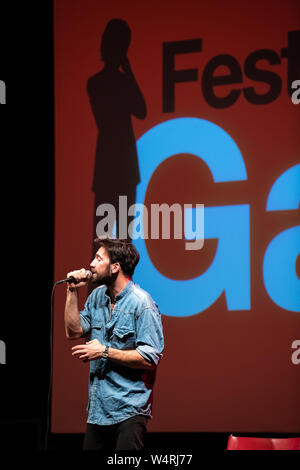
[80,280,164,425]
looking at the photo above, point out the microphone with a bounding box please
[56,270,92,285]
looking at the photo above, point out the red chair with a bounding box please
[227,435,300,450]
[272,438,300,450]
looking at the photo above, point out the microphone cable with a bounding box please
[44,280,60,450]
[43,271,91,449]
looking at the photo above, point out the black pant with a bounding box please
[83,415,148,451]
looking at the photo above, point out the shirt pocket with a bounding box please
[111,327,136,350]
[90,319,103,341]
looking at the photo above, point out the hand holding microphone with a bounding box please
[57,268,92,288]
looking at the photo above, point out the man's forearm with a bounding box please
[107,347,154,370]
[72,340,154,370]
[64,288,83,339]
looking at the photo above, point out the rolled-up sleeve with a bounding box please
[136,307,164,366]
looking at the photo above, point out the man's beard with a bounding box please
[92,266,117,286]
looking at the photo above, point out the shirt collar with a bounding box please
[104,279,133,302]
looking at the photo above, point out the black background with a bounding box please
[0,0,54,452]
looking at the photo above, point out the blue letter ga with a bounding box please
[133,118,250,317]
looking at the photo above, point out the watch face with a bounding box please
[103,346,109,358]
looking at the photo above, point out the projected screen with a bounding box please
[51,0,300,433]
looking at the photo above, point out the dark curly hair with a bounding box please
[94,237,140,277]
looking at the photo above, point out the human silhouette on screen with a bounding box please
[87,19,146,249]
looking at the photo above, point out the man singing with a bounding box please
[64,238,164,451]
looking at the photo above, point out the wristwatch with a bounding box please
[102,345,109,359]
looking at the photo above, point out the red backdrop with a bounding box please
[52,0,300,433]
